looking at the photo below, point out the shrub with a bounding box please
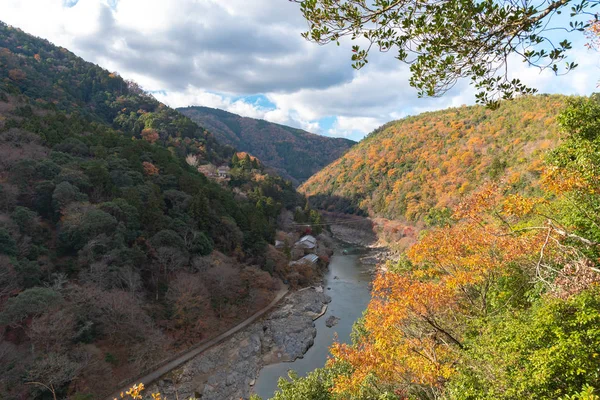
[0,287,62,326]
[0,228,17,256]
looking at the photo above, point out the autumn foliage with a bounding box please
[142,161,159,176]
[295,97,600,400]
[141,128,159,144]
[300,95,565,222]
[328,184,551,397]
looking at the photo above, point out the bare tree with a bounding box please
[0,255,18,298]
[117,265,142,295]
[29,309,76,354]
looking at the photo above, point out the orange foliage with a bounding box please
[142,161,159,176]
[541,166,594,194]
[328,187,549,396]
[300,95,565,221]
[8,68,26,81]
[236,151,260,163]
[586,19,600,50]
[141,128,159,144]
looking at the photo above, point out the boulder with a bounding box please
[325,315,340,328]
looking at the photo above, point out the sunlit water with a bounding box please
[253,245,373,399]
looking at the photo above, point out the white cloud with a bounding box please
[154,86,324,134]
[153,86,267,119]
[1,0,598,140]
[328,116,385,138]
[508,47,600,96]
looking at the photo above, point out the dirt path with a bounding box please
[107,286,289,399]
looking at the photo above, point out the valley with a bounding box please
[2,2,600,399]
[0,22,339,400]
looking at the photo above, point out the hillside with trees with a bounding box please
[178,106,356,185]
[256,95,600,399]
[299,95,567,223]
[0,22,308,399]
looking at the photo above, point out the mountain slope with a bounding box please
[299,94,567,222]
[0,22,304,399]
[178,106,356,184]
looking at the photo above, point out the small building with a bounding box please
[198,163,217,177]
[275,240,285,249]
[295,235,317,251]
[217,166,231,178]
[290,253,319,269]
[300,253,319,265]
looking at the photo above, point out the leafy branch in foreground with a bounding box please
[291,0,596,107]
[113,383,196,400]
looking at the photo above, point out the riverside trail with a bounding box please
[107,285,289,400]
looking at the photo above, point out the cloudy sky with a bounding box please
[1,0,598,141]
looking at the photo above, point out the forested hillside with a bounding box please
[300,95,566,222]
[179,106,356,185]
[264,96,600,399]
[0,22,304,399]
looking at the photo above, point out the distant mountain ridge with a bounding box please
[178,106,356,185]
[299,94,568,222]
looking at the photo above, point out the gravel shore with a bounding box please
[147,288,331,400]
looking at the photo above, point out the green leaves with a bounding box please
[0,287,63,326]
[447,288,600,399]
[546,96,600,254]
[271,369,335,400]
[293,0,591,107]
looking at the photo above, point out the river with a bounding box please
[253,244,373,399]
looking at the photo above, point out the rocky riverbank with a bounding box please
[359,247,397,267]
[328,222,377,247]
[327,220,396,273]
[147,288,331,400]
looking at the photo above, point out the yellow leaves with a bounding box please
[125,383,144,399]
[503,194,547,217]
[457,181,470,194]
[329,267,461,394]
[542,166,592,194]
[116,384,168,400]
[328,184,556,396]
[453,182,499,220]
[299,96,564,223]
[142,161,159,176]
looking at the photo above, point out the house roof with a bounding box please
[290,253,320,267]
[296,235,317,248]
[301,254,319,264]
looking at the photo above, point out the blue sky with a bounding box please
[2,0,598,141]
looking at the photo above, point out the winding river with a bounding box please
[253,244,373,399]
